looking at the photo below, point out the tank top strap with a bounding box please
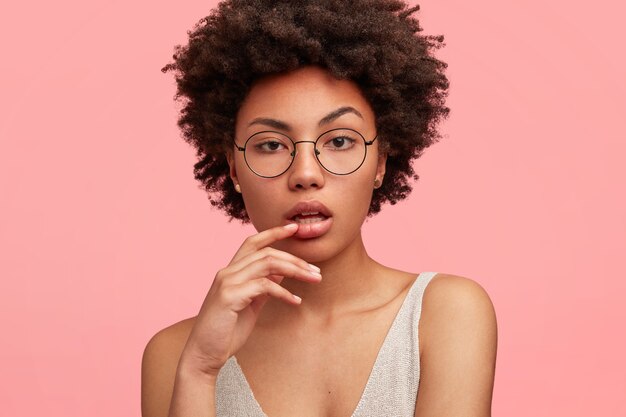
[351,271,438,417]
[215,355,266,416]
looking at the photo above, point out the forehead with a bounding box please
[235,66,375,129]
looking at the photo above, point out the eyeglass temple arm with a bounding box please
[233,140,245,152]
[365,135,378,146]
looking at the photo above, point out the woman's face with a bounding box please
[227,66,386,263]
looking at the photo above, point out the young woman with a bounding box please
[142,1,497,416]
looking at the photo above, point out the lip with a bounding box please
[284,200,333,239]
[284,200,332,220]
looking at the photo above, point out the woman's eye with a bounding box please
[325,136,355,150]
[256,141,286,152]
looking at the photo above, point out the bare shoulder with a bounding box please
[420,272,497,353]
[141,316,197,417]
[422,273,496,324]
[415,273,497,416]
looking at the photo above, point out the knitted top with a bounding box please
[215,271,438,416]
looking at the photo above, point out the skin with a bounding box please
[141,66,498,417]
[228,66,389,319]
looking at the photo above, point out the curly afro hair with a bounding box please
[162,0,450,222]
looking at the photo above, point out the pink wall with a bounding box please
[1,1,624,415]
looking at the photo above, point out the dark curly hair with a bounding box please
[162,0,450,222]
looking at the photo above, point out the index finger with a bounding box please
[229,223,298,264]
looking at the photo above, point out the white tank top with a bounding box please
[215,271,438,416]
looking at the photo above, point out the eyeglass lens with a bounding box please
[243,129,368,177]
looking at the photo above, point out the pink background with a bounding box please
[1,1,624,416]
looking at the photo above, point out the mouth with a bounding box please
[285,201,333,239]
[291,211,329,224]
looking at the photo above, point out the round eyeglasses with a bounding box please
[234,128,378,178]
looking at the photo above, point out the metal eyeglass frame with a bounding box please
[233,127,378,178]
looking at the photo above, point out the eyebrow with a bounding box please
[247,106,364,130]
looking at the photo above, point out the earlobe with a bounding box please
[373,153,387,189]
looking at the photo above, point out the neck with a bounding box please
[261,232,385,324]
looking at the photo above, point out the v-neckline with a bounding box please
[230,272,423,417]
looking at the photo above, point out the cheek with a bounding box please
[239,180,285,231]
[335,174,375,226]
[241,189,270,226]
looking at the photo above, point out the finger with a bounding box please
[266,274,286,285]
[234,255,322,285]
[226,278,302,312]
[230,223,298,264]
[228,246,319,277]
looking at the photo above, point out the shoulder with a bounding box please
[144,316,197,352]
[415,273,497,415]
[422,273,496,319]
[420,273,497,351]
[141,316,197,417]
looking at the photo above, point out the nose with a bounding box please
[287,141,325,190]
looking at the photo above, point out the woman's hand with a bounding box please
[178,223,322,379]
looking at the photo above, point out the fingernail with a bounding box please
[308,263,321,272]
[309,270,322,279]
[284,223,298,230]
[293,294,302,303]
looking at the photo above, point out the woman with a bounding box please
[142,1,497,416]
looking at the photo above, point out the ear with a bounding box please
[375,151,387,183]
[225,150,239,186]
